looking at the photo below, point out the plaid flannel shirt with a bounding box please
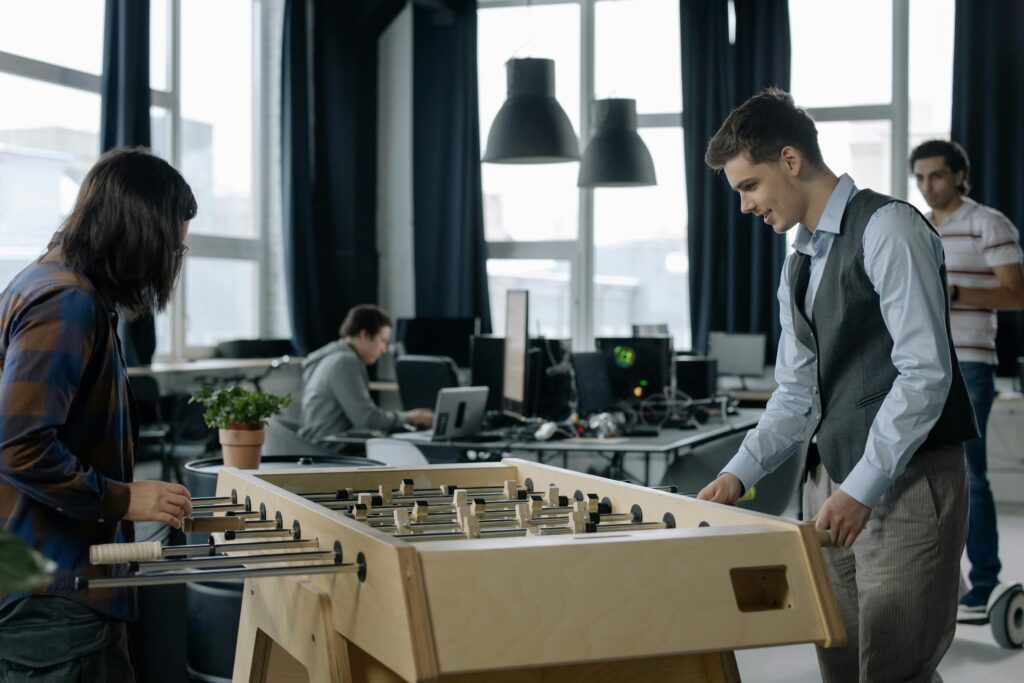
[0,248,138,621]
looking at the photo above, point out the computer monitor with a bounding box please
[571,351,616,416]
[594,337,673,403]
[631,323,670,337]
[675,355,718,400]
[706,331,766,380]
[502,290,529,417]
[430,387,489,441]
[395,317,479,368]
[470,335,505,412]
[472,335,572,419]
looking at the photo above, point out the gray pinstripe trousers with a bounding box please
[804,444,968,683]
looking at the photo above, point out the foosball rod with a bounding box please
[90,538,319,564]
[317,490,535,511]
[76,560,361,589]
[134,549,337,572]
[301,480,526,502]
[353,499,576,518]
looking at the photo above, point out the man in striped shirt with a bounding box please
[911,139,1024,617]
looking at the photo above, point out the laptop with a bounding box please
[417,386,489,441]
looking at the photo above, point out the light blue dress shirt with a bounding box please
[723,174,953,509]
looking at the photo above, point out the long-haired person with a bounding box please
[0,148,197,681]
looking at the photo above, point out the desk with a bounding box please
[127,357,305,421]
[509,409,761,485]
[326,409,762,486]
[127,357,299,377]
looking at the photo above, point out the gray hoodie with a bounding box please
[297,340,406,447]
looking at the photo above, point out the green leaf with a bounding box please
[189,384,291,429]
[0,531,55,592]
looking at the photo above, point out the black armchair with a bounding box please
[394,355,459,410]
[129,375,172,481]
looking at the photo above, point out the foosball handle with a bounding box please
[183,516,245,533]
[815,529,837,548]
[90,541,163,565]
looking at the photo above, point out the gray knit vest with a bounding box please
[788,189,977,483]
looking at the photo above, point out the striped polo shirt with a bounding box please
[929,196,1023,365]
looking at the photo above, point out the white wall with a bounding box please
[377,4,416,319]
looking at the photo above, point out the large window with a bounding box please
[152,0,266,356]
[1,0,284,360]
[789,0,956,210]
[478,0,956,351]
[0,0,104,292]
[479,0,687,349]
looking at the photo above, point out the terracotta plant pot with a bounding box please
[219,424,265,469]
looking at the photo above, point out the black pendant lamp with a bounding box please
[482,58,580,164]
[578,98,656,187]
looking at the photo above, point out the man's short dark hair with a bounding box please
[909,139,971,195]
[339,304,393,339]
[705,87,824,170]
[49,147,197,320]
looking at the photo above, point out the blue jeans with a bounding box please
[960,361,1001,590]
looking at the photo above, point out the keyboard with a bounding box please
[621,426,660,438]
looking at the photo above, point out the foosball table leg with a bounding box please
[233,576,352,683]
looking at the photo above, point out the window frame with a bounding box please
[479,0,686,349]
[799,0,910,202]
[479,0,919,350]
[0,0,272,360]
[156,0,267,359]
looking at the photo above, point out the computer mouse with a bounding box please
[534,422,559,441]
[401,423,418,432]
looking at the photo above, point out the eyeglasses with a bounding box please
[173,245,190,257]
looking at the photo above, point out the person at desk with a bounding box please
[299,305,433,448]
[697,89,976,682]
[0,148,196,681]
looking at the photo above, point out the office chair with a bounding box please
[365,438,429,466]
[658,430,803,518]
[213,339,295,392]
[263,415,337,457]
[394,355,460,410]
[129,375,172,481]
[166,397,217,483]
[213,338,295,359]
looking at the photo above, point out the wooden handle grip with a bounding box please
[90,541,162,565]
[815,529,836,548]
[183,516,245,533]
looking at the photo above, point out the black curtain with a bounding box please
[681,0,790,359]
[951,0,1024,376]
[282,1,394,355]
[412,1,492,331]
[101,0,155,365]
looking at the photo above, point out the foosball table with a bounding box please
[81,458,844,682]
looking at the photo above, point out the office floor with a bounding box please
[735,502,1024,682]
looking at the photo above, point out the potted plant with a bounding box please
[190,385,291,469]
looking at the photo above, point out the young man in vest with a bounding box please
[698,89,977,682]
[911,139,1024,619]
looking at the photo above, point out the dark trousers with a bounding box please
[805,445,968,682]
[0,596,135,682]
[959,361,1001,590]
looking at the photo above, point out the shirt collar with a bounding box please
[793,173,857,256]
[925,195,975,226]
[949,195,976,221]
